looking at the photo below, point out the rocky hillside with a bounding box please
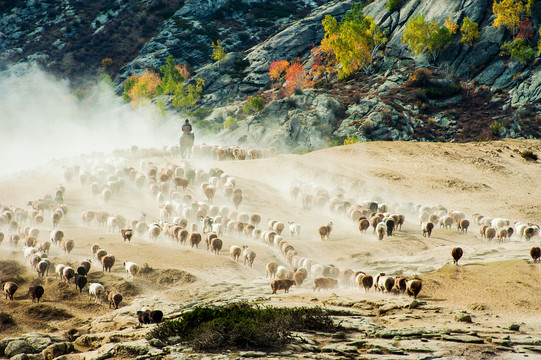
[1,0,540,151]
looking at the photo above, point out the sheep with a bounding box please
[232,193,243,209]
[89,283,105,303]
[230,245,242,262]
[496,228,508,243]
[457,219,470,233]
[80,260,91,274]
[313,277,338,291]
[394,276,408,294]
[406,279,422,299]
[491,217,510,230]
[338,268,354,287]
[524,226,538,241]
[484,227,496,242]
[358,218,370,233]
[422,222,434,237]
[530,247,541,263]
[96,249,108,262]
[137,310,152,325]
[61,238,75,254]
[149,310,164,324]
[55,264,66,279]
[210,238,223,255]
[101,255,115,272]
[37,241,51,255]
[124,261,140,280]
[376,222,386,241]
[318,222,333,241]
[276,265,288,279]
[121,228,134,243]
[242,246,256,268]
[359,274,373,292]
[36,260,49,277]
[272,221,285,235]
[4,282,18,300]
[265,261,278,278]
[439,215,454,229]
[384,218,395,236]
[106,290,123,309]
[293,270,307,286]
[452,247,463,265]
[375,273,395,293]
[148,223,162,240]
[29,285,44,303]
[74,274,88,293]
[204,186,216,203]
[63,266,75,283]
[250,214,261,226]
[288,222,301,238]
[24,235,37,248]
[189,232,202,248]
[270,279,295,294]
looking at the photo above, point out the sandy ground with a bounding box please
[0,139,541,357]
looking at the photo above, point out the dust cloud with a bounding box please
[0,64,180,177]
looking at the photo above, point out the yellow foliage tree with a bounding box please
[320,4,386,78]
[460,17,479,45]
[445,17,459,34]
[492,0,523,35]
[127,71,162,107]
[211,40,226,62]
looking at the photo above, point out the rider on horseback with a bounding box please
[181,119,194,141]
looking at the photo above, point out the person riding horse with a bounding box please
[180,119,194,159]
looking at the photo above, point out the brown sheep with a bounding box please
[29,285,44,303]
[272,222,285,235]
[242,246,256,267]
[63,266,75,283]
[485,227,496,242]
[530,247,541,263]
[230,245,242,262]
[375,273,394,293]
[173,177,189,191]
[24,235,37,248]
[4,282,18,300]
[271,279,295,294]
[204,186,216,203]
[393,276,407,294]
[107,290,123,309]
[422,222,434,237]
[210,238,223,255]
[232,193,243,209]
[61,238,75,254]
[189,232,202,248]
[101,255,115,272]
[80,260,91,274]
[359,274,373,292]
[457,219,470,233]
[293,270,307,286]
[121,228,134,243]
[266,261,278,278]
[406,279,422,299]
[358,218,370,233]
[96,249,108,262]
[496,228,508,243]
[452,247,463,265]
[313,277,338,291]
[204,232,218,250]
[318,222,333,241]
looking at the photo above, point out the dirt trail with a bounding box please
[0,139,540,356]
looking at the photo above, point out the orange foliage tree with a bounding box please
[269,60,290,81]
[126,71,162,107]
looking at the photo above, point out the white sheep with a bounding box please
[123,261,140,280]
[242,246,256,267]
[311,263,324,278]
[288,222,301,238]
[89,283,105,303]
[491,217,510,230]
[276,266,288,279]
[376,222,386,241]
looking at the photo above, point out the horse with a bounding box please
[179,133,194,159]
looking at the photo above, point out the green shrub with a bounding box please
[490,120,505,137]
[243,97,265,114]
[147,303,337,351]
[501,38,537,64]
[326,136,347,147]
[343,135,361,145]
[520,149,538,161]
[422,83,461,99]
[223,116,240,130]
[385,0,403,12]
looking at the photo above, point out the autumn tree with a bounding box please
[211,40,226,62]
[172,78,205,110]
[320,2,387,78]
[268,60,290,81]
[124,71,162,107]
[460,17,479,45]
[284,63,310,95]
[492,0,524,35]
[444,17,459,35]
[401,14,453,62]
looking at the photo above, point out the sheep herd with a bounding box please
[0,141,540,331]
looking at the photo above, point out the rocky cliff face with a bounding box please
[1,0,540,150]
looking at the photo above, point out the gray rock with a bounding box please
[24,335,52,353]
[454,313,472,323]
[4,340,33,358]
[475,60,506,85]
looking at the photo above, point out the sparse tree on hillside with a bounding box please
[211,40,226,62]
[501,37,537,64]
[401,14,453,62]
[460,17,479,45]
[320,2,386,78]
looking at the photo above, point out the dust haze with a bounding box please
[0,65,179,177]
